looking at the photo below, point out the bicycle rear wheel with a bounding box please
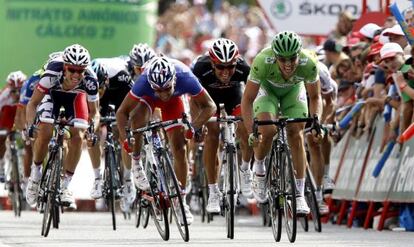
[225,145,235,239]
[104,147,117,231]
[281,149,297,243]
[163,152,189,242]
[305,167,321,232]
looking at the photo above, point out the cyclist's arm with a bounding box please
[116,93,137,142]
[241,80,260,133]
[305,79,322,119]
[13,105,26,130]
[26,87,45,126]
[190,90,216,129]
[321,92,336,123]
[87,100,100,131]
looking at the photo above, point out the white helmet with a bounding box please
[209,38,239,64]
[147,56,176,89]
[63,44,91,66]
[129,43,156,67]
[7,70,26,88]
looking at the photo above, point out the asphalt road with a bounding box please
[0,210,413,247]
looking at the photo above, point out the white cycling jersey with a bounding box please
[318,61,338,96]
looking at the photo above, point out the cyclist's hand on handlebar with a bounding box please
[123,138,134,154]
[248,133,261,147]
[185,125,204,142]
[25,124,37,141]
[309,115,324,142]
[86,123,98,147]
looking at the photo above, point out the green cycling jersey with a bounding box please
[248,47,319,118]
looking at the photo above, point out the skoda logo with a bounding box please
[270,0,292,20]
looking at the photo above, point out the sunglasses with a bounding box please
[65,65,86,74]
[214,63,236,70]
[276,55,298,63]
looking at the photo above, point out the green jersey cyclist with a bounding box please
[241,31,323,215]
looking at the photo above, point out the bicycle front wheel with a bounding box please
[163,152,189,242]
[267,148,282,242]
[305,167,321,232]
[104,147,117,231]
[41,149,61,237]
[225,145,235,239]
[11,151,22,217]
[281,149,297,243]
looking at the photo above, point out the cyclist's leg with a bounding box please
[233,105,254,197]
[129,99,152,191]
[282,83,310,214]
[203,121,221,213]
[26,96,54,207]
[0,105,17,182]
[251,88,278,203]
[159,96,193,223]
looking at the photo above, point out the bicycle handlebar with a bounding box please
[39,117,89,130]
[252,117,314,137]
[207,115,242,123]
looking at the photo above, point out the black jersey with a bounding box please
[192,55,250,114]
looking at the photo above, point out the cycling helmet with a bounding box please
[63,44,91,66]
[129,43,156,67]
[209,38,239,64]
[43,51,64,70]
[272,31,302,57]
[147,57,176,89]
[6,71,26,88]
[91,60,108,88]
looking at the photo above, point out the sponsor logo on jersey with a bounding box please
[265,57,276,64]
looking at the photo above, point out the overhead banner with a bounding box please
[256,0,381,35]
[0,0,157,86]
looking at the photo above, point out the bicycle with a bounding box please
[188,142,211,223]
[208,104,242,239]
[253,117,314,243]
[128,114,191,242]
[300,123,337,232]
[0,129,24,217]
[37,107,89,237]
[99,104,123,231]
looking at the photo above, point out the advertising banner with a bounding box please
[389,138,414,202]
[256,0,381,35]
[1,0,157,86]
[356,117,398,202]
[332,131,372,200]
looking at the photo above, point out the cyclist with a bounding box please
[0,71,27,182]
[25,44,100,209]
[14,52,63,193]
[87,44,156,212]
[116,56,217,224]
[191,38,253,213]
[241,31,323,215]
[305,54,338,215]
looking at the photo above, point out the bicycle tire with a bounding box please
[11,150,22,217]
[163,152,189,242]
[41,149,61,237]
[225,145,235,239]
[267,148,282,242]
[305,167,322,232]
[104,147,117,231]
[281,148,297,243]
[148,170,169,241]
